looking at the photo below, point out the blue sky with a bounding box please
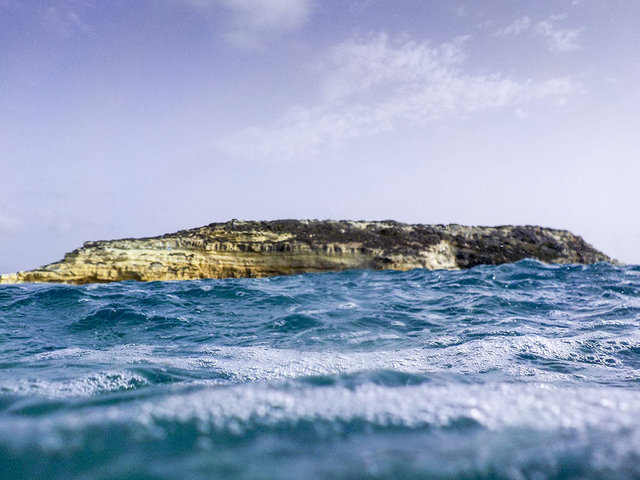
[1,0,639,272]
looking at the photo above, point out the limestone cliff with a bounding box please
[0,220,614,285]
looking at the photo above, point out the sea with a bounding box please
[2,260,640,479]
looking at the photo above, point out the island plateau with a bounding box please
[0,220,614,285]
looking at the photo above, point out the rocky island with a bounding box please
[0,220,614,285]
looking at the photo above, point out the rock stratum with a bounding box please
[0,220,614,285]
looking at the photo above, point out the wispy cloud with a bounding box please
[318,33,468,101]
[497,14,582,53]
[180,0,313,49]
[37,5,92,37]
[221,0,312,49]
[216,33,581,160]
[534,16,582,53]
[497,16,531,36]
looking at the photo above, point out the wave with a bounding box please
[3,261,640,478]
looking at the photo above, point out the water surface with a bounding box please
[2,260,640,479]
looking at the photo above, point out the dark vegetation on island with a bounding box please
[162,219,612,268]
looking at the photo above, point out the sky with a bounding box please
[1,0,639,273]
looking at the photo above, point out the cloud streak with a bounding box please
[534,16,582,53]
[221,0,312,49]
[37,4,93,37]
[216,33,581,160]
[497,15,582,53]
[498,16,531,36]
[180,0,313,49]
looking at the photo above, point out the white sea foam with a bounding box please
[17,329,640,399]
[142,381,640,434]
[5,381,640,448]
[0,370,148,398]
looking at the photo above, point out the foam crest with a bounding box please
[5,382,640,441]
[0,370,148,398]
[147,382,640,433]
[20,329,640,395]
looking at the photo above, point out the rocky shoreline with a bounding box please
[0,220,615,285]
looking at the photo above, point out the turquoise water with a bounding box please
[2,260,640,479]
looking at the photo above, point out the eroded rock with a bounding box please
[0,220,614,284]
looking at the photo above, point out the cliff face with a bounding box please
[0,220,614,285]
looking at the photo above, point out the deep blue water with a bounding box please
[2,260,640,479]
